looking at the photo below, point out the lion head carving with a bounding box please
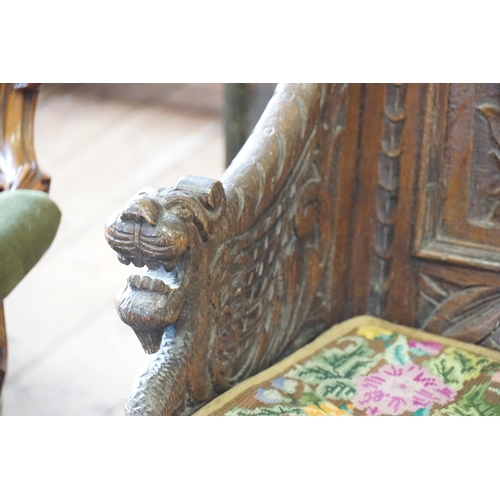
[105,176,226,355]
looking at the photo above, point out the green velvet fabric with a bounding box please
[0,190,61,301]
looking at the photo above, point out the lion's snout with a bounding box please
[120,194,162,226]
[105,194,189,270]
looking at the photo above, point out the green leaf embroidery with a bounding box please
[225,405,306,416]
[318,379,356,400]
[299,391,323,406]
[434,383,500,416]
[423,347,492,390]
[283,336,382,402]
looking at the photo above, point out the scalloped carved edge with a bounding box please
[367,84,407,316]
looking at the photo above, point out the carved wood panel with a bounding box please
[407,84,500,351]
[415,84,500,271]
[348,83,500,352]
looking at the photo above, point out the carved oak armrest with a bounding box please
[0,83,51,396]
[106,83,348,415]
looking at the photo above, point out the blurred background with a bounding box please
[2,83,275,415]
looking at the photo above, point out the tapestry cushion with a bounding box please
[195,315,500,416]
[0,190,61,301]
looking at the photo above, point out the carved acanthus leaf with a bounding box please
[418,273,500,345]
[478,104,500,149]
[469,102,500,226]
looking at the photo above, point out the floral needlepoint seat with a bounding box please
[194,316,500,416]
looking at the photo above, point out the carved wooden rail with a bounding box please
[0,83,50,396]
[105,83,348,415]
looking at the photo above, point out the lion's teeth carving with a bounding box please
[152,279,166,293]
[140,276,153,290]
[118,253,131,265]
[146,260,161,270]
[131,257,145,268]
[163,262,178,272]
[127,273,170,293]
[128,275,140,288]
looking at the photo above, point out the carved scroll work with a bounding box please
[416,270,500,350]
[105,83,347,415]
[0,83,50,192]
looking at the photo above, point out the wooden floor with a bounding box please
[2,84,225,415]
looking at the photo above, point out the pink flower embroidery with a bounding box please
[408,340,443,356]
[353,363,456,415]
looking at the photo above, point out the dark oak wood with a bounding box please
[0,83,51,397]
[106,83,500,415]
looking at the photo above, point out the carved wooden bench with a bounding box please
[105,83,500,415]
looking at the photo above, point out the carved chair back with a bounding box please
[105,83,500,415]
[346,84,500,352]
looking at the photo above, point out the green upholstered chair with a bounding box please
[0,190,61,302]
[0,84,61,403]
